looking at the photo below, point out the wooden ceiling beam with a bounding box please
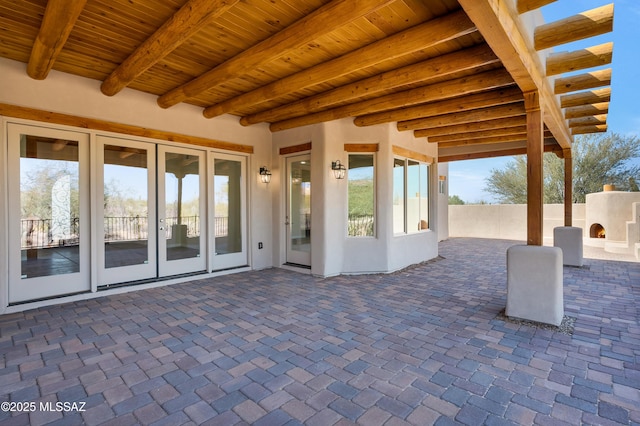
[157,0,396,109]
[354,85,522,127]
[560,88,610,108]
[27,0,88,80]
[458,0,571,150]
[546,42,613,76]
[437,131,553,148]
[203,10,477,119]
[572,124,607,135]
[517,0,557,14]
[564,102,609,119]
[415,116,526,138]
[554,68,611,94]
[534,4,614,51]
[239,42,495,125]
[439,143,560,162]
[398,102,525,132]
[568,114,607,128]
[269,68,514,132]
[427,125,528,143]
[100,0,239,97]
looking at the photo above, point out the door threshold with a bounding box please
[283,262,311,270]
[98,270,208,290]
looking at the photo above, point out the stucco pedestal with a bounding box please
[506,245,564,326]
[553,226,583,267]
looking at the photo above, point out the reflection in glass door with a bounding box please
[286,155,311,267]
[98,137,156,286]
[158,146,206,276]
[211,153,247,270]
[7,124,90,303]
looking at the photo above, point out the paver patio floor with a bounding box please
[1,238,639,425]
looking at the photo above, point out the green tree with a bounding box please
[448,195,465,205]
[485,133,640,203]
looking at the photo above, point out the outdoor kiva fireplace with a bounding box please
[584,185,640,259]
[589,223,605,239]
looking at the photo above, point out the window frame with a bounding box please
[347,152,376,238]
[393,155,430,235]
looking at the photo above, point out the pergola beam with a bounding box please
[27,0,88,80]
[572,124,607,135]
[398,102,525,132]
[534,4,614,51]
[354,86,521,127]
[415,116,526,138]
[427,125,527,143]
[554,68,612,94]
[546,42,613,76]
[240,42,495,125]
[436,131,553,148]
[270,68,514,132]
[458,0,571,149]
[202,10,477,120]
[568,114,607,128]
[560,88,610,108]
[101,0,239,96]
[517,0,556,14]
[156,0,395,108]
[564,102,609,119]
[439,144,560,162]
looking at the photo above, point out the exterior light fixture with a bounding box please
[331,160,346,180]
[259,166,271,183]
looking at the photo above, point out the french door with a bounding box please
[98,136,206,286]
[7,124,90,303]
[210,152,247,270]
[158,145,206,276]
[98,137,156,285]
[286,155,311,267]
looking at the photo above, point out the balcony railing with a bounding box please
[348,214,374,237]
[21,216,229,249]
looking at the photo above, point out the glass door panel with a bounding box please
[158,146,206,276]
[8,124,90,303]
[211,153,247,270]
[286,155,311,267]
[98,137,156,286]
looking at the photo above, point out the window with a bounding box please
[394,157,429,234]
[348,154,375,236]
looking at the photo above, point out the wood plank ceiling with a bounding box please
[0,0,614,161]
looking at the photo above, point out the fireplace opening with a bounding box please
[590,223,606,239]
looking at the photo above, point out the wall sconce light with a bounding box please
[331,160,346,180]
[259,166,272,183]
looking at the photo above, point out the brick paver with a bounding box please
[0,238,638,425]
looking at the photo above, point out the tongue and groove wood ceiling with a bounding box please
[0,0,614,161]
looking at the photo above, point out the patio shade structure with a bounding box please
[0,0,614,246]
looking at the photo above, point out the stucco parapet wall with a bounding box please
[448,204,586,241]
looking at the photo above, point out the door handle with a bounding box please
[285,216,290,225]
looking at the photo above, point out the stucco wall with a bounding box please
[0,55,441,313]
[448,204,586,243]
[272,118,439,276]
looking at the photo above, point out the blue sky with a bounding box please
[448,0,639,203]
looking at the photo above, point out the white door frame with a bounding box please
[158,145,207,276]
[285,154,311,267]
[97,136,157,286]
[209,152,247,271]
[7,123,90,303]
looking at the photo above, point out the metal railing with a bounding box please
[348,214,374,237]
[21,218,80,249]
[21,216,230,249]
